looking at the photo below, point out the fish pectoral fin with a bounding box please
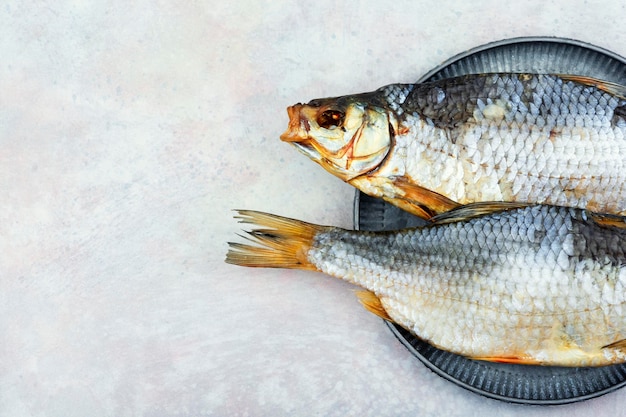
[431,201,531,225]
[590,212,626,229]
[389,177,460,219]
[388,201,433,221]
[469,354,542,365]
[602,339,626,351]
[557,74,626,99]
[355,290,394,322]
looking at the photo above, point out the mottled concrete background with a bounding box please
[2,1,626,416]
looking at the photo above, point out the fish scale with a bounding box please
[281,73,626,218]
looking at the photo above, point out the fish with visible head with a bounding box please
[281,73,626,219]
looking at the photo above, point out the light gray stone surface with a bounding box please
[3,1,626,415]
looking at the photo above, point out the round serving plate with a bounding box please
[354,37,626,405]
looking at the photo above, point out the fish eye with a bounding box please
[316,110,345,130]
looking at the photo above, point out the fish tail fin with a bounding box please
[225,210,324,270]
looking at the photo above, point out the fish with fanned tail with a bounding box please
[227,203,626,367]
[280,73,626,219]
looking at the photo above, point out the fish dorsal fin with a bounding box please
[430,202,531,225]
[355,290,394,322]
[558,74,626,99]
[589,212,626,229]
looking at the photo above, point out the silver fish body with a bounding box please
[227,204,626,366]
[281,73,626,218]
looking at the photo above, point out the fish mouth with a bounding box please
[280,104,309,143]
[280,103,340,174]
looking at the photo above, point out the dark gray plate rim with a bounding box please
[354,36,626,405]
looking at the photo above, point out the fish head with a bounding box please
[280,94,393,181]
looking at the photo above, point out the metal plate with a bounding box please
[354,37,626,405]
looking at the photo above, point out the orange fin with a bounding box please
[355,290,394,322]
[470,355,542,365]
[388,177,460,219]
[225,210,325,270]
[602,339,626,351]
[590,212,626,229]
[430,201,531,225]
[382,198,434,221]
[558,74,626,99]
